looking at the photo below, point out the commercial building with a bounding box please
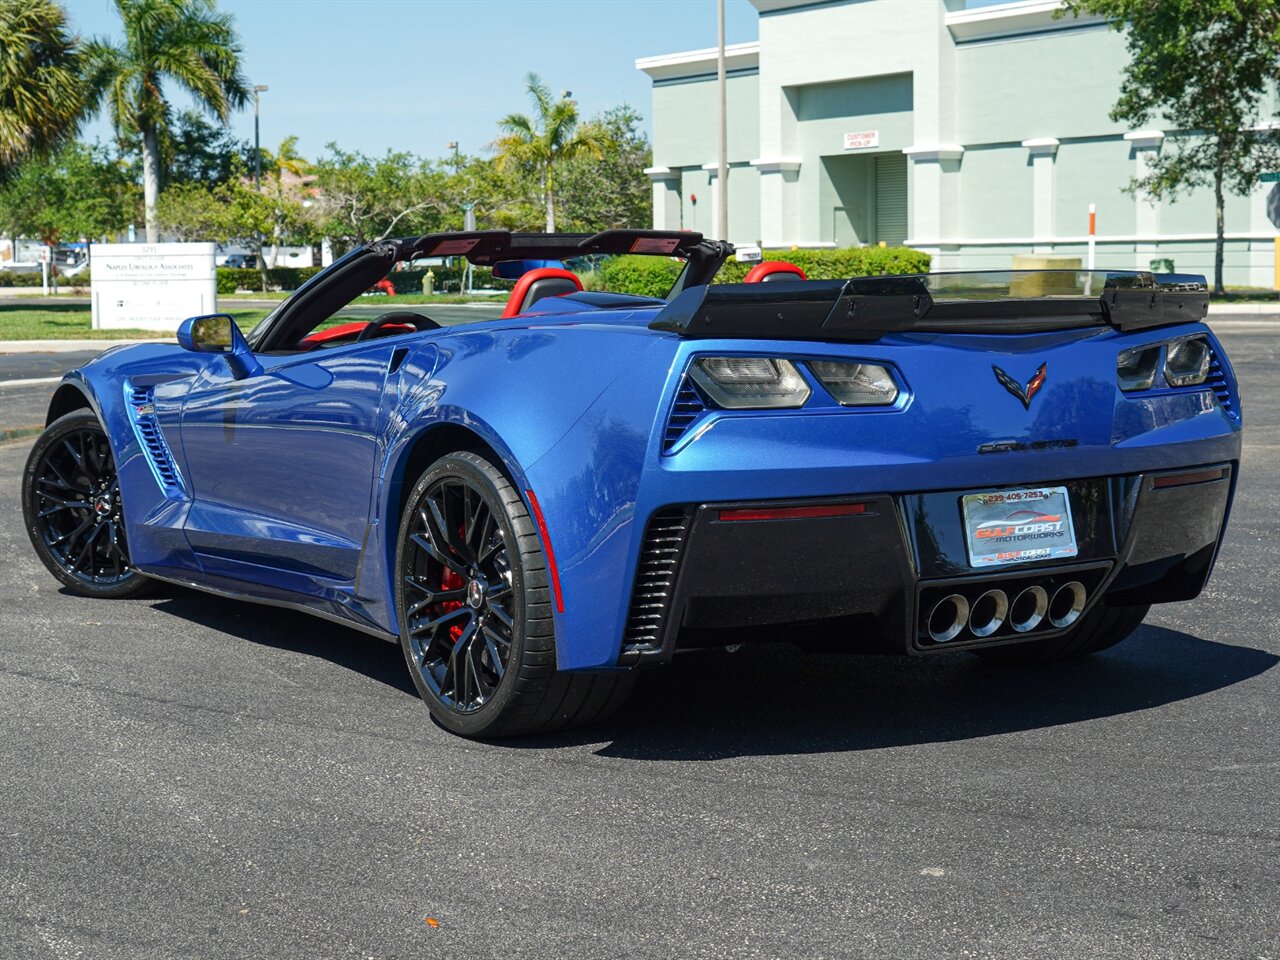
[637,0,1279,285]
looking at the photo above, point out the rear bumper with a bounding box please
[616,462,1235,665]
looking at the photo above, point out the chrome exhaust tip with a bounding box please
[1009,585,1049,633]
[967,588,1009,638]
[1049,581,1087,628]
[927,593,970,643]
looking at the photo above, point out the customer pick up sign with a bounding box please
[843,130,880,150]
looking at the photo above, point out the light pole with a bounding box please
[253,85,269,190]
[716,0,728,242]
[252,85,269,287]
[447,141,460,170]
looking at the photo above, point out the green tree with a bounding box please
[311,145,449,248]
[259,135,310,267]
[154,178,221,240]
[164,107,252,186]
[555,104,652,232]
[155,163,274,286]
[84,0,249,243]
[1061,0,1280,293]
[493,73,607,232]
[0,140,138,243]
[0,0,88,180]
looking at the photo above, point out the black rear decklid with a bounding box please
[650,270,1210,342]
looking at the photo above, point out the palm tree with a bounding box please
[494,73,606,232]
[263,134,306,184]
[85,0,248,242]
[261,134,308,267]
[0,0,87,180]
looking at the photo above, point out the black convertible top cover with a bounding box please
[650,270,1211,341]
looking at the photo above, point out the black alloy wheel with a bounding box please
[402,472,515,714]
[395,451,635,738]
[22,410,151,598]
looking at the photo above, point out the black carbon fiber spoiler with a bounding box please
[649,271,1210,342]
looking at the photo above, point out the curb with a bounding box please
[1207,303,1280,315]
[0,339,151,354]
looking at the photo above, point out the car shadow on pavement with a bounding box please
[575,626,1278,760]
[146,586,417,696]
[136,586,1276,757]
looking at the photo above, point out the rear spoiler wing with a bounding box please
[650,271,1210,342]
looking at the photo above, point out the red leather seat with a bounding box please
[744,261,808,283]
[501,267,583,318]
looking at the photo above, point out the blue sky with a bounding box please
[63,0,761,164]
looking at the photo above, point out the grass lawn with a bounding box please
[0,304,270,340]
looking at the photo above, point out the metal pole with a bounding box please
[250,85,269,282]
[716,0,728,242]
[253,92,261,191]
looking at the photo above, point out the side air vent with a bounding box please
[1206,348,1238,422]
[618,507,693,664]
[662,379,710,453]
[127,384,185,496]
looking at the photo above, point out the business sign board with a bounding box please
[90,242,217,331]
[843,130,880,150]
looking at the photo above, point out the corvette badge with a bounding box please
[992,362,1047,410]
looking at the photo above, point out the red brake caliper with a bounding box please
[438,522,472,643]
[439,565,466,642]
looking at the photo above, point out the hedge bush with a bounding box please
[216,266,324,293]
[592,246,931,297]
[714,246,931,284]
[598,256,684,298]
[0,270,43,287]
[210,263,517,295]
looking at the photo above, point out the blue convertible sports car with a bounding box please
[21,230,1242,737]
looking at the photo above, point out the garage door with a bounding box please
[875,153,908,245]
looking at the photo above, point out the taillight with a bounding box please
[1116,344,1161,391]
[1164,337,1211,387]
[1117,335,1213,391]
[809,360,899,406]
[688,357,811,409]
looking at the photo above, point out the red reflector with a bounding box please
[1152,468,1227,489]
[525,489,565,613]
[717,503,868,522]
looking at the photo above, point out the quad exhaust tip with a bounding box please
[923,579,1090,643]
[1049,581,1087,628]
[968,589,1009,638]
[1009,585,1049,633]
[927,593,969,644]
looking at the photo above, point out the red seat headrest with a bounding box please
[744,261,808,283]
[501,267,583,318]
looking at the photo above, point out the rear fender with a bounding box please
[372,329,669,638]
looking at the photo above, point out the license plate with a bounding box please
[962,486,1078,568]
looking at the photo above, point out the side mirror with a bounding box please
[492,258,564,281]
[177,313,263,380]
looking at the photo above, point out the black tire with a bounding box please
[970,601,1150,664]
[22,409,153,599]
[394,451,634,738]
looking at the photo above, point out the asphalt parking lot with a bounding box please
[1,320,1277,959]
